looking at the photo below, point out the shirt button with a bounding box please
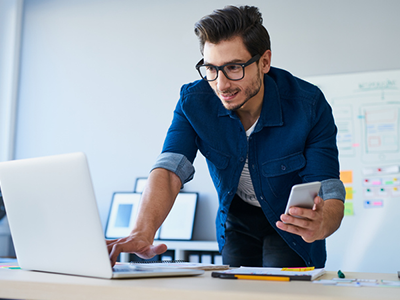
[240,157,245,162]
[281,165,286,170]
[252,164,255,169]
[260,196,264,200]
[293,242,297,246]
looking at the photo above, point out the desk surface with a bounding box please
[1,267,399,300]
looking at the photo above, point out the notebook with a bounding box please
[130,261,229,270]
[212,267,326,281]
[0,152,204,279]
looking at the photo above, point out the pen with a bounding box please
[220,274,290,281]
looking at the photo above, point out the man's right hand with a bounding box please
[106,233,168,267]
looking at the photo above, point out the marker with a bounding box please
[220,274,290,281]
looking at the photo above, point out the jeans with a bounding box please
[222,194,306,267]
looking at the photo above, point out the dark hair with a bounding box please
[194,5,271,57]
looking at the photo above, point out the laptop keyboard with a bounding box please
[113,265,148,273]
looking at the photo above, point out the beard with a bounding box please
[216,71,263,111]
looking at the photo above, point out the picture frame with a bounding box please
[134,177,148,193]
[105,192,198,241]
[159,192,198,240]
[105,192,141,239]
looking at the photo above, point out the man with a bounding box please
[107,5,345,268]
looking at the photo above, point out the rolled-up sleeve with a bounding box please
[151,152,195,187]
[319,178,346,202]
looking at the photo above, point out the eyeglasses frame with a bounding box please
[195,54,261,82]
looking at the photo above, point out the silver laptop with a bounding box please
[0,152,204,279]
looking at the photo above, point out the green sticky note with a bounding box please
[344,202,354,216]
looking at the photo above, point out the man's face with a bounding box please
[203,36,268,111]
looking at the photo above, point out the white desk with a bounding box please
[1,266,399,300]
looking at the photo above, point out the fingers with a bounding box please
[313,196,324,210]
[136,243,168,260]
[276,214,313,239]
[109,243,121,267]
[107,237,136,266]
[276,220,316,243]
[286,196,324,219]
[153,243,168,255]
[106,238,122,256]
[106,236,168,267]
[276,196,325,243]
[107,238,127,267]
[280,213,312,227]
[105,239,118,246]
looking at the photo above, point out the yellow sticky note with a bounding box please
[281,267,315,272]
[345,187,353,200]
[340,170,353,184]
[344,201,354,216]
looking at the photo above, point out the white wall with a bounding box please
[0,0,23,258]
[0,0,23,162]
[12,0,400,259]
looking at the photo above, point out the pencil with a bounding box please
[236,275,290,281]
[220,274,290,281]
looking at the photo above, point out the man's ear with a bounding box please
[260,50,272,74]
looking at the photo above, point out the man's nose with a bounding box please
[216,70,231,91]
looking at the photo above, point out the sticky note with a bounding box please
[281,267,315,272]
[371,179,381,185]
[345,187,353,200]
[344,202,354,216]
[364,200,383,208]
[340,170,353,184]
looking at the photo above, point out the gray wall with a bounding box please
[14,0,400,268]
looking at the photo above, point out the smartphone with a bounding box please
[284,181,321,216]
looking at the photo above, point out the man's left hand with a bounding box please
[276,196,344,243]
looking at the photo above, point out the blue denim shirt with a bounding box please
[152,67,345,268]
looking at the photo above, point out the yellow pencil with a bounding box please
[233,275,290,281]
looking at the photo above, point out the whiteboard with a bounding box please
[306,70,400,273]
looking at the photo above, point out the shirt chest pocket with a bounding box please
[196,138,230,187]
[261,152,306,198]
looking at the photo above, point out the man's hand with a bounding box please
[106,233,168,267]
[276,196,344,243]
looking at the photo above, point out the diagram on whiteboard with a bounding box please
[306,70,400,273]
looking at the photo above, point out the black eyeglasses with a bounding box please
[195,54,260,82]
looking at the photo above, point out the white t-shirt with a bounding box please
[236,119,261,207]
